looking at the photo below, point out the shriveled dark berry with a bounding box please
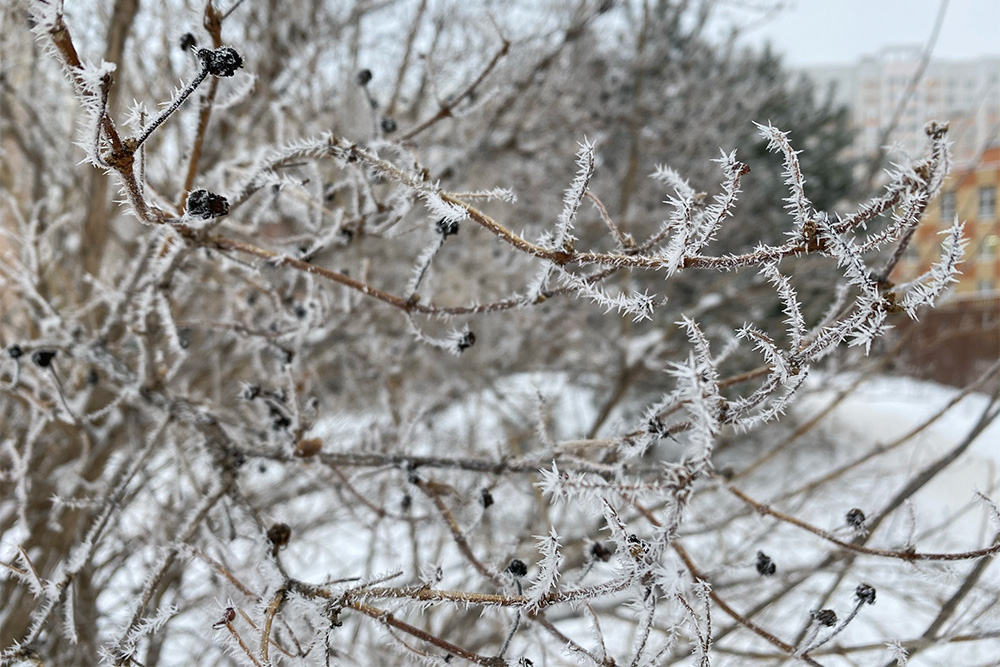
[590,541,612,562]
[506,559,528,578]
[855,583,876,605]
[294,305,307,319]
[755,550,776,576]
[811,608,838,627]
[401,494,412,511]
[456,331,475,352]
[380,116,397,133]
[480,488,494,509]
[198,46,243,77]
[186,189,230,219]
[213,606,236,628]
[436,218,460,237]
[267,522,291,555]
[355,68,372,86]
[31,350,56,368]
[179,32,197,52]
[846,508,866,530]
[87,368,99,385]
[7,344,23,359]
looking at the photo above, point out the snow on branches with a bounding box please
[5,6,984,665]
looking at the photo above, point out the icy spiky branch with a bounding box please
[6,7,985,666]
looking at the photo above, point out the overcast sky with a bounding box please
[728,0,1000,66]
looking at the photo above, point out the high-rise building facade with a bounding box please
[802,47,999,167]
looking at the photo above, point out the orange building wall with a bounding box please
[894,144,1000,295]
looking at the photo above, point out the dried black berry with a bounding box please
[590,541,611,562]
[179,32,197,52]
[7,344,23,359]
[855,583,876,605]
[436,218,460,237]
[846,508,866,530]
[355,68,372,86]
[480,488,494,509]
[213,606,236,628]
[87,368,99,385]
[186,189,230,219]
[755,550,776,576]
[380,116,397,133]
[31,350,56,368]
[267,522,291,555]
[198,46,243,77]
[401,494,412,511]
[506,559,527,578]
[811,608,838,627]
[294,305,307,319]
[456,331,475,352]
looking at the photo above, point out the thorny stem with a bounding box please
[671,542,826,667]
[726,484,1000,562]
[259,588,286,664]
[346,601,506,666]
[134,68,210,150]
[223,620,263,667]
[179,1,225,208]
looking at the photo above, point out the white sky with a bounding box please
[729,0,1000,66]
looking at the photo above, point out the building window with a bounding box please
[979,186,996,219]
[940,191,956,219]
[980,235,998,257]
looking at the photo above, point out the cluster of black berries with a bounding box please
[7,345,57,368]
[506,559,527,578]
[755,550,776,576]
[810,608,838,627]
[456,330,476,352]
[186,189,229,219]
[179,33,197,52]
[267,522,291,556]
[855,583,876,605]
[590,541,612,562]
[845,508,866,530]
[436,218,460,238]
[198,46,243,77]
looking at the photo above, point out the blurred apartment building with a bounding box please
[803,47,999,297]
[802,46,999,167]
